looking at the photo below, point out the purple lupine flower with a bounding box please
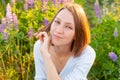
[42,0,48,2]
[27,0,34,8]
[58,0,64,4]
[3,32,8,40]
[42,0,48,6]
[13,13,18,30]
[1,17,6,24]
[63,0,67,4]
[6,12,13,23]
[41,0,48,12]
[6,12,13,30]
[50,0,55,3]
[0,24,4,32]
[59,0,73,4]
[24,3,28,10]
[0,24,2,32]
[109,52,118,61]
[28,27,34,39]
[6,3,13,24]
[62,0,66,4]
[6,3,12,12]
[28,2,34,8]
[1,17,6,29]
[51,0,56,4]
[113,27,118,38]
[43,18,48,26]
[94,0,102,18]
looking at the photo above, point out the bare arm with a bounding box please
[35,32,61,80]
[41,51,61,80]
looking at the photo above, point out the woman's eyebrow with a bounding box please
[55,17,61,20]
[55,17,74,26]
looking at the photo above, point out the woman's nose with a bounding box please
[55,25,64,34]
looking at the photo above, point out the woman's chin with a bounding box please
[51,41,62,47]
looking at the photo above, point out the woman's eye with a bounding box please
[66,26,72,29]
[55,20,60,24]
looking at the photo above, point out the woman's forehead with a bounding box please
[55,9,74,25]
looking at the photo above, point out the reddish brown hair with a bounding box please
[39,3,90,57]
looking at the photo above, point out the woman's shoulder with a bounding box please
[34,40,41,47]
[71,45,96,68]
[84,45,95,54]
[77,45,96,59]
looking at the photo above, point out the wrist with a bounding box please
[41,50,51,58]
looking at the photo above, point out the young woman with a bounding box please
[34,3,96,80]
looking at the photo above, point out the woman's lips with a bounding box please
[52,33,63,39]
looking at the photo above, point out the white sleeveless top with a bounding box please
[33,40,96,80]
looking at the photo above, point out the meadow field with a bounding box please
[0,0,120,80]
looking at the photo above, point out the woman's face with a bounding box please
[50,9,75,47]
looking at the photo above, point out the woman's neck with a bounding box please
[50,45,73,58]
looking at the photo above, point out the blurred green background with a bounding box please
[0,0,120,80]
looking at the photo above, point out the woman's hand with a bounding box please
[34,32,61,80]
[35,32,50,54]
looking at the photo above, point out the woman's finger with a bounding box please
[36,32,48,42]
